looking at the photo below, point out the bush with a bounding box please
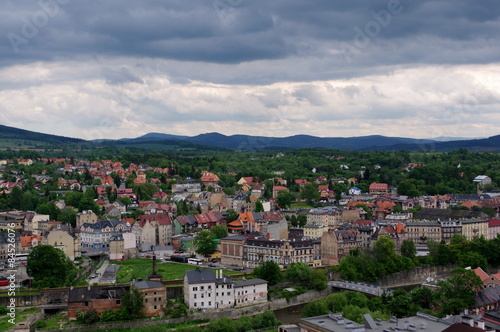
[34,320,47,329]
[0,306,7,315]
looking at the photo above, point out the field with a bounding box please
[112,258,240,284]
[0,307,39,332]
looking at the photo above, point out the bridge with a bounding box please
[328,280,393,296]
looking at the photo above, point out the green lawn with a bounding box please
[112,258,239,284]
[0,307,39,332]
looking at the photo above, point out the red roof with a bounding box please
[473,267,489,282]
[369,183,388,190]
[489,219,500,227]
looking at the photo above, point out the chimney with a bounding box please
[152,255,157,275]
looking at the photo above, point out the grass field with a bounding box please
[112,258,240,284]
[0,307,39,332]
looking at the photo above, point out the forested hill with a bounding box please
[382,135,500,152]
[0,124,85,144]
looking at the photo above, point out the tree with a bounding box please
[255,200,264,212]
[410,287,435,310]
[226,209,238,223]
[285,262,313,286]
[373,236,396,263]
[458,251,488,271]
[9,185,23,209]
[436,267,483,315]
[300,184,320,203]
[276,190,295,209]
[27,245,76,288]
[253,260,283,286]
[302,298,329,318]
[194,230,217,256]
[211,225,228,239]
[400,239,417,260]
[120,286,145,319]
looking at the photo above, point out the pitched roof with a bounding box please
[185,269,216,284]
[133,280,164,289]
[473,267,489,282]
[68,285,128,303]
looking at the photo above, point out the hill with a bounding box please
[0,124,86,149]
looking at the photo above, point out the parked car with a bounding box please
[232,267,244,271]
[208,264,216,267]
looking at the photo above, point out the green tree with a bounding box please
[9,185,23,209]
[226,209,238,223]
[27,245,76,288]
[410,287,435,310]
[300,183,320,204]
[194,230,217,256]
[373,236,396,263]
[436,267,483,315]
[253,260,283,286]
[206,317,237,332]
[400,239,417,260]
[302,298,329,318]
[120,286,145,319]
[458,251,488,271]
[211,225,228,239]
[285,262,313,285]
[255,200,264,212]
[276,190,295,209]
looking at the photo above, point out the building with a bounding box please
[80,219,129,249]
[303,224,327,239]
[68,285,128,320]
[220,235,247,267]
[321,229,362,266]
[132,213,173,247]
[405,221,442,245]
[369,183,389,195]
[184,269,235,310]
[243,238,314,269]
[234,278,268,307]
[109,233,137,260]
[76,210,99,228]
[474,175,492,187]
[286,312,452,332]
[133,279,166,316]
[47,227,81,261]
[461,219,489,241]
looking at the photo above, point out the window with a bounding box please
[208,285,212,290]
[193,287,198,291]
[201,286,204,290]
[201,294,204,298]
[154,305,157,309]
[228,292,231,296]
[201,302,204,306]
[222,292,224,296]
[194,294,197,299]
[209,301,211,306]
[194,302,197,307]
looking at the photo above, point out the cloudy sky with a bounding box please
[1,0,499,141]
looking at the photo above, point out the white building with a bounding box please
[234,279,268,307]
[184,269,268,311]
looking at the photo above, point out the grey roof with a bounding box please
[233,278,267,288]
[221,235,248,241]
[133,280,164,289]
[68,285,127,303]
[82,219,125,230]
[185,269,216,284]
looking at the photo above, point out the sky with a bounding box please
[1,0,500,141]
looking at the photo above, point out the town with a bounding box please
[1,150,500,331]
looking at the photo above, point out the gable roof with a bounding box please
[185,269,216,284]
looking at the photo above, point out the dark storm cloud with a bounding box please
[2,0,499,69]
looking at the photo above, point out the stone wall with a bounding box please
[373,264,458,288]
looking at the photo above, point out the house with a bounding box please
[369,183,389,195]
[474,175,492,187]
[273,185,289,199]
[173,215,197,235]
[489,219,500,240]
[200,171,220,188]
[184,269,234,310]
[19,235,43,254]
[80,219,129,249]
[295,179,310,187]
[473,267,500,289]
[109,233,137,260]
[461,219,489,240]
[348,187,362,195]
[234,278,268,307]
[76,210,99,228]
[47,226,81,261]
[68,285,128,320]
[133,279,166,316]
[132,213,173,247]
